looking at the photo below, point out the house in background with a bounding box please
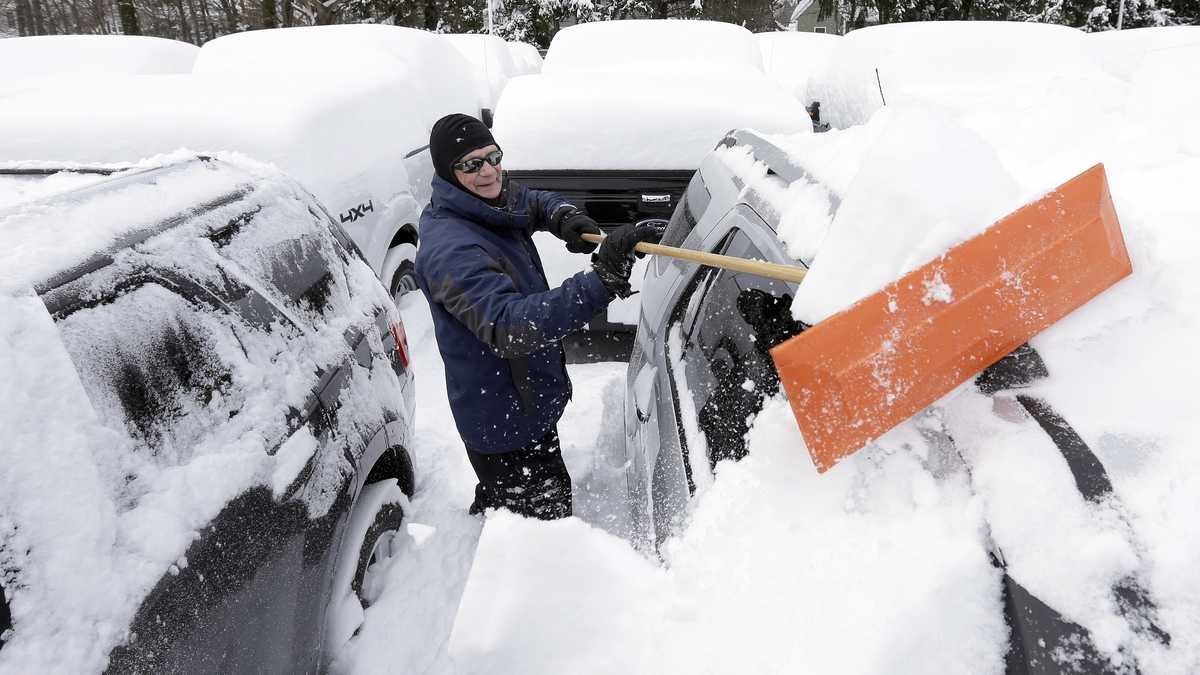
[780,0,842,33]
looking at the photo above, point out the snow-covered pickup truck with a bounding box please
[493,19,812,335]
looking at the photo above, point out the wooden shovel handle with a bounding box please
[580,233,807,284]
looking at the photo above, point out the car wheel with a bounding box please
[383,242,419,305]
[390,258,419,305]
[323,479,407,665]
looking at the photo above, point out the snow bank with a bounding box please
[0,35,197,79]
[1088,26,1200,81]
[756,31,840,102]
[495,72,810,170]
[542,19,764,75]
[808,21,1116,129]
[0,72,422,274]
[443,33,522,109]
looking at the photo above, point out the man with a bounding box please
[414,113,659,520]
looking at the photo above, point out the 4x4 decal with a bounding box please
[339,200,374,224]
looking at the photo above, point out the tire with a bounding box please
[382,242,419,306]
[323,479,407,665]
[350,499,405,602]
[389,258,419,305]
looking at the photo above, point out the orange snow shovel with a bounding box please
[770,163,1132,472]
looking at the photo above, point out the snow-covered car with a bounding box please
[0,69,427,305]
[442,33,523,121]
[624,116,1177,671]
[0,35,197,98]
[0,155,415,672]
[755,30,839,130]
[506,40,544,76]
[494,19,811,336]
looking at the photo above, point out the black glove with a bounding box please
[736,289,809,354]
[551,206,602,254]
[591,223,662,299]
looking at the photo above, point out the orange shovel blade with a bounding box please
[770,164,1132,473]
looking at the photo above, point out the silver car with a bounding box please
[622,130,1166,673]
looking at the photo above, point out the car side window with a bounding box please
[673,230,794,469]
[208,197,355,330]
[657,172,712,275]
[57,280,248,460]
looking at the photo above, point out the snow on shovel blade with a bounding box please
[770,164,1132,473]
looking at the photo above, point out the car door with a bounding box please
[664,205,799,488]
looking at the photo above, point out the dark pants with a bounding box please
[465,429,573,520]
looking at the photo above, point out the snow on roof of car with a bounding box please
[494,71,810,171]
[755,31,840,101]
[541,19,764,75]
[1087,25,1200,81]
[0,154,261,293]
[0,35,198,80]
[808,21,1117,129]
[0,72,420,227]
[193,25,481,127]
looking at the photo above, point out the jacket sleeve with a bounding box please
[520,186,574,234]
[425,244,612,358]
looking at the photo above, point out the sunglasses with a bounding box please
[453,149,504,174]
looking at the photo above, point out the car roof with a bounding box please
[0,156,270,294]
[0,73,421,216]
[0,35,198,80]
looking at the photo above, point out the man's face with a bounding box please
[454,144,503,201]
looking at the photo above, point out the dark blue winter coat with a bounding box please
[415,175,612,454]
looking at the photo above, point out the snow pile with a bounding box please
[495,72,809,170]
[0,72,421,274]
[541,19,764,75]
[0,154,402,672]
[443,33,522,109]
[756,31,841,102]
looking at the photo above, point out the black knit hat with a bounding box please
[429,113,499,188]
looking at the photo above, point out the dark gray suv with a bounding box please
[0,157,416,673]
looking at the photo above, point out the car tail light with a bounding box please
[390,321,410,369]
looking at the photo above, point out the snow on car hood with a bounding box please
[494,72,811,171]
